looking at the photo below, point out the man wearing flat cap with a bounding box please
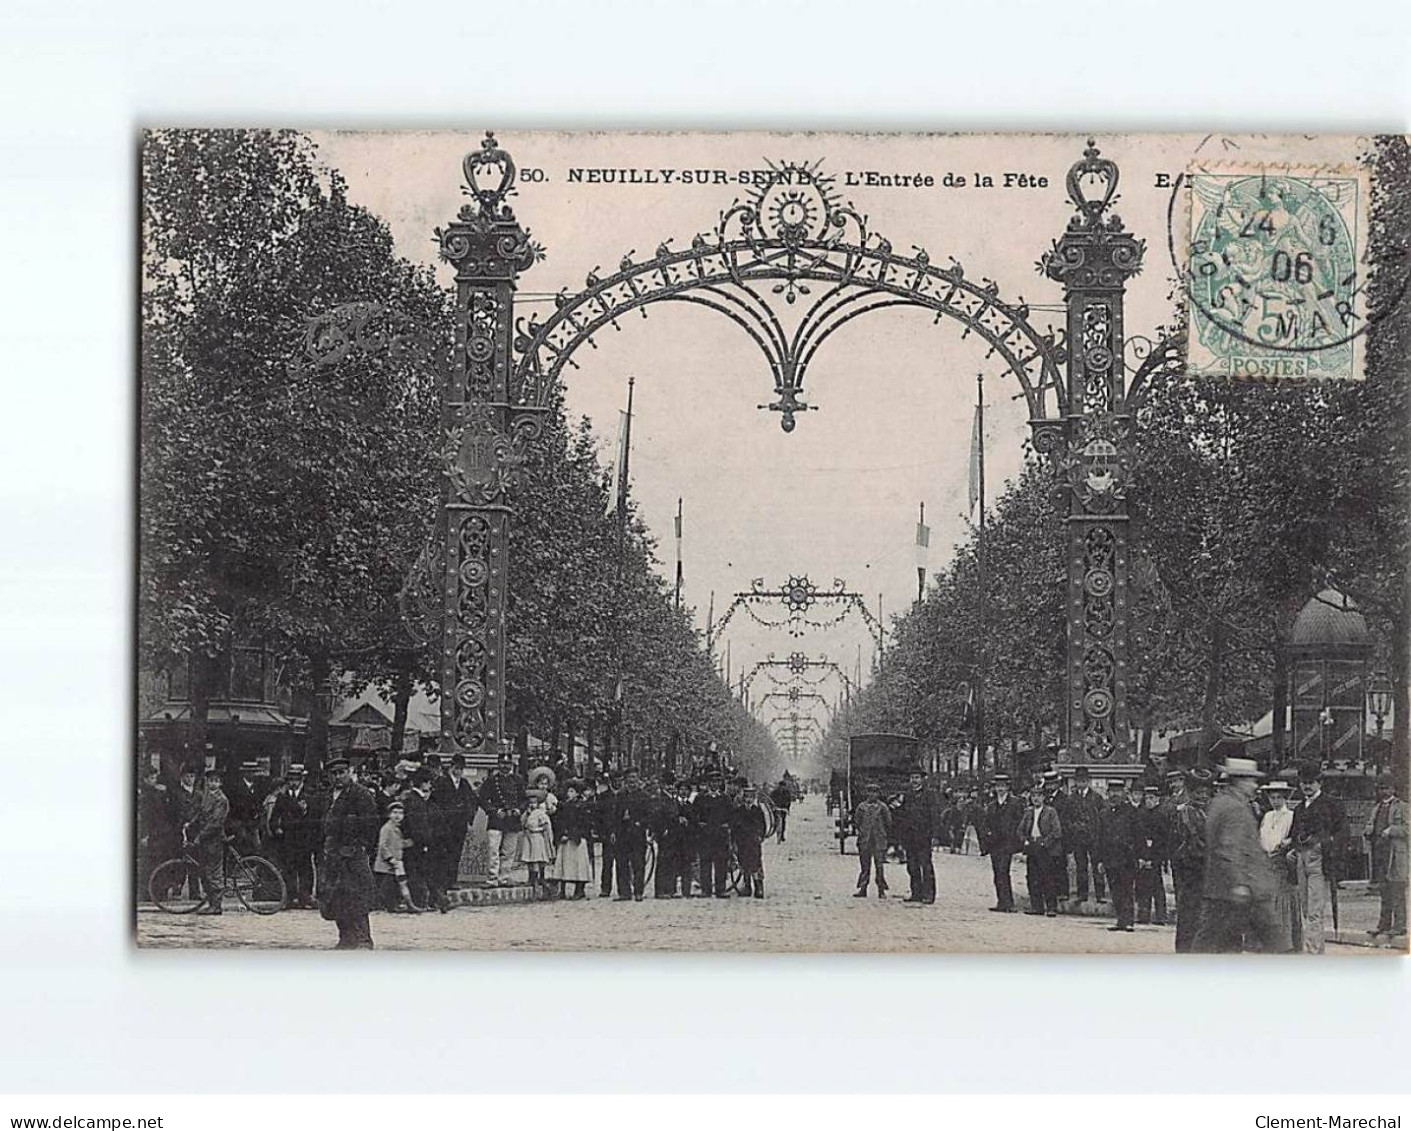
[320,755,380,949]
[186,768,230,915]
[1191,757,1284,953]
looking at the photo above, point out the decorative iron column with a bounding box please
[434,134,543,764]
[1039,141,1145,769]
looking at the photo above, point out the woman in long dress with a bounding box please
[546,780,593,899]
[1258,780,1299,952]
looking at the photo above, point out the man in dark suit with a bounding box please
[320,755,380,949]
[614,768,652,901]
[595,772,625,898]
[1018,784,1064,915]
[1135,785,1170,924]
[1171,768,1214,952]
[731,781,768,898]
[896,768,937,904]
[693,771,733,899]
[981,773,1023,912]
[270,764,320,908]
[225,761,264,855]
[430,753,477,899]
[1098,779,1140,932]
[1061,766,1105,903]
[1291,762,1346,953]
[402,769,443,912]
[650,771,686,898]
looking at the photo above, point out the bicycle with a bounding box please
[148,836,287,915]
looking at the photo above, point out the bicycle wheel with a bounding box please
[644,839,657,885]
[149,857,204,913]
[758,799,777,841]
[231,854,287,914]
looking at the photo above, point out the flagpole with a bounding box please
[612,377,635,770]
[975,372,987,777]
[674,496,683,611]
[916,500,927,605]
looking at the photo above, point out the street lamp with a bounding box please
[1368,669,1394,775]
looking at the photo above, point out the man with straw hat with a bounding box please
[1191,755,1286,953]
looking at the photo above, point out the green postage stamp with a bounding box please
[1185,164,1369,381]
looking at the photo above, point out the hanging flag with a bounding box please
[605,409,629,516]
[966,402,982,517]
[915,513,930,600]
[959,681,975,726]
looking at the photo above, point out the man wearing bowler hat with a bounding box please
[430,753,477,899]
[896,767,937,904]
[1064,766,1105,904]
[1191,757,1284,953]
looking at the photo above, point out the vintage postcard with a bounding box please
[136,130,1409,954]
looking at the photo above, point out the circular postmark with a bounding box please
[1165,144,1411,381]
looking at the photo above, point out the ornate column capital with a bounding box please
[1040,140,1146,292]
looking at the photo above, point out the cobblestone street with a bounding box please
[138,797,1218,953]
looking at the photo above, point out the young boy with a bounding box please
[731,779,767,899]
[853,780,892,898]
[373,800,420,912]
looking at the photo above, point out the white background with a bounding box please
[1,0,1409,1095]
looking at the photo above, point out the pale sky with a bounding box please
[312,130,1362,754]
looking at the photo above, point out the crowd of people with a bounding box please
[139,741,1405,954]
[843,756,1406,953]
[958,757,1405,953]
[137,747,799,949]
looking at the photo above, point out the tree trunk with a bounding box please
[389,651,413,760]
[514,726,529,776]
[586,716,596,776]
[187,650,216,772]
[306,650,332,775]
[1200,619,1228,751]
[566,716,577,776]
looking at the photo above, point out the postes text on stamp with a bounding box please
[1185,166,1367,381]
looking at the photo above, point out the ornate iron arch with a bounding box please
[299,133,1152,771]
[463,160,1069,431]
